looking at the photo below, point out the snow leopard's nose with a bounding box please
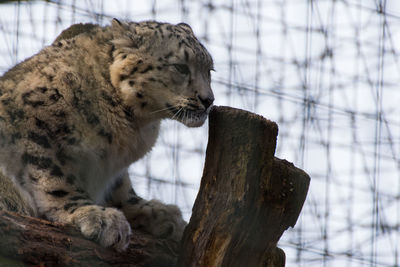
[199,95,214,110]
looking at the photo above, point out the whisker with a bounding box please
[150,105,180,115]
[171,107,184,121]
[183,110,187,124]
[178,109,185,121]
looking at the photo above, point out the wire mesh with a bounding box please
[0,0,399,266]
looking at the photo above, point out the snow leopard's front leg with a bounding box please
[21,153,131,251]
[105,172,186,242]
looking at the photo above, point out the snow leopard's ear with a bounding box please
[112,18,122,26]
[111,19,142,49]
[177,22,193,34]
[111,18,129,31]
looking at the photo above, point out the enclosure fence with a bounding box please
[1,0,399,266]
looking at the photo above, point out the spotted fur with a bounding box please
[0,19,214,251]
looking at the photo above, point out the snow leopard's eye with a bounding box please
[173,64,190,75]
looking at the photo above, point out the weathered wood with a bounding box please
[0,106,310,266]
[262,247,286,267]
[178,106,310,267]
[0,210,177,266]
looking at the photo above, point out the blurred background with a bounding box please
[1,0,399,266]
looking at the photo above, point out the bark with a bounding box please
[178,106,310,267]
[0,210,177,267]
[0,106,310,266]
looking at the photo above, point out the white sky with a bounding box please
[1,0,400,266]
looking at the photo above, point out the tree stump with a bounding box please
[0,106,310,266]
[178,106,310,266]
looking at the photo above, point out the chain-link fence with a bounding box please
[1,1,399,266]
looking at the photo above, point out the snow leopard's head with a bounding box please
[109,19,214,127]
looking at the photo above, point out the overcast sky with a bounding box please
[1,1,400,266]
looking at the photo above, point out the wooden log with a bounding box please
[0,210,177,266]
[178,106,310,267]
[0,106,309,266]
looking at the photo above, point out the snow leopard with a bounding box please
[0,19,214,251]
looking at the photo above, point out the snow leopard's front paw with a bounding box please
[123,200,186,242]
[70,205,132,251]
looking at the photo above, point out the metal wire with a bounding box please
[0,0,399,266]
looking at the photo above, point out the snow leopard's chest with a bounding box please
[82,120,161,203]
